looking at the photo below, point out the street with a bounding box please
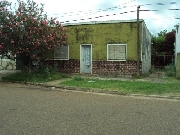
[0,82,180,135]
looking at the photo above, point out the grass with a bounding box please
[1,70,180,96]
[60,77,180,95]
[1,71,69,83]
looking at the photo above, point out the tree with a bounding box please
[0,0,14,56]
[151,35,165,55]
[0,0,67,70]
[157,29,167,37]
[152,29,175,55]
[151,29,175,67]
[164,31,175,55]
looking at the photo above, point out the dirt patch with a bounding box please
[67,71,179,84]
[44,78,71,86]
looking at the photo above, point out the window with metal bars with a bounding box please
[107,44,126,61]
[54,45,69,60]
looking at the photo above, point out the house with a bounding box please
[46,19,151,76]
[175,24,180,78]
[0,55,16,70]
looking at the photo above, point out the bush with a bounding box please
[132,72,143,79]
[73,76,84,81]
[1,67,69,83]
[164,63,175,77]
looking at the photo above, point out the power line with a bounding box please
[46,1,178,24]
[140,10,159,11]
[55,0,135,17]
[52,1,177,18]
[57,0,137,19]
[60,10,137,23]
[143,16,180,20]
[59,7,180,24]
[168,9,180,10]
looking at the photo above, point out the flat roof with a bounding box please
[62,19,144,26]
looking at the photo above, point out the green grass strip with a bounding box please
[1,72,69,83]
[60,78,180,95]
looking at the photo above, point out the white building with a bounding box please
[0,55,16,70]
[175,24,180,66]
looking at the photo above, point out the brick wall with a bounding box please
[46,59,142,75]
[46,59,80,73]
[92,60,141,76]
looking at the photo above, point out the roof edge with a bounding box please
[62,19,144,26]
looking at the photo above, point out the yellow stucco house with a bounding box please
[47,19,151,76]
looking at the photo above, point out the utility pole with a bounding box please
[137,5,140,73]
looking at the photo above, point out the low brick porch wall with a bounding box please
[92,60,141,76]
[46,59,80,73]
[46,59,141,75]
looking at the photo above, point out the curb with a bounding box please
[27,82,127,95]
[1,81,180,100]
[26,82,180,100]
[129,94,180,100]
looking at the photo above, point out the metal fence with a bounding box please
[151,55,174,68]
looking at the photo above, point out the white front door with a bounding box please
[80,44,92,74]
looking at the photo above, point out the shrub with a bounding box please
[132,72,143,79]
[164,63,175,77]
[73,76,84,81]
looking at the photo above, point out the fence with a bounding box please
[151,55,174,68]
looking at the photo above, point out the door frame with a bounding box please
[80,44,92,74]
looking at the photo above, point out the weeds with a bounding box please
[73,76,84,81]
[132,72,143,79]
[164,63,175,77]
[1,66,69,83]
[60,78,180,95]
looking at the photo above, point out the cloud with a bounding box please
[135,0,179,34]
[9,0,180,35]
[96,0,118,9]
[95,0,179,35]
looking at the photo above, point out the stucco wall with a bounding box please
[46,20,153,75]
[175,24,180,66]
[0,59,16,70]
[176,53,180,78]
[141,22,151,74]
[65,20,142,61]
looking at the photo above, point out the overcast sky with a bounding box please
[10,0,180,36]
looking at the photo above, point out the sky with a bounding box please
[10,0,180,36]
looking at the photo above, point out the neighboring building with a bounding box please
[175,24,180,78]
[0,55,16,70]
[46,19,151,76]
[175,24,180,66]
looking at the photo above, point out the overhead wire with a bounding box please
[53,1,177,18]
[143,16,180,20]
[52,1,177,17]
[49,1,180,24]
[61,10,137,23]
[54,0,136,18]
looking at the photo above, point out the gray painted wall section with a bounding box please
[175,24,180,66]
[141,22,151,74]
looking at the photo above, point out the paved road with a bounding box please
[0,83,180,135]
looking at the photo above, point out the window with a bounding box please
[54,45,69,60]
[107,44,127,61]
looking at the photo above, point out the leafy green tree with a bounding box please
[152,29,175,55]
[151,35,165,55]
[164,31,175,55]
[157,29,167,37]
[0,0,14,56]
[0,0,67,70]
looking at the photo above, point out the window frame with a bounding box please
[107,44,127,61]
[54,44,69,60]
